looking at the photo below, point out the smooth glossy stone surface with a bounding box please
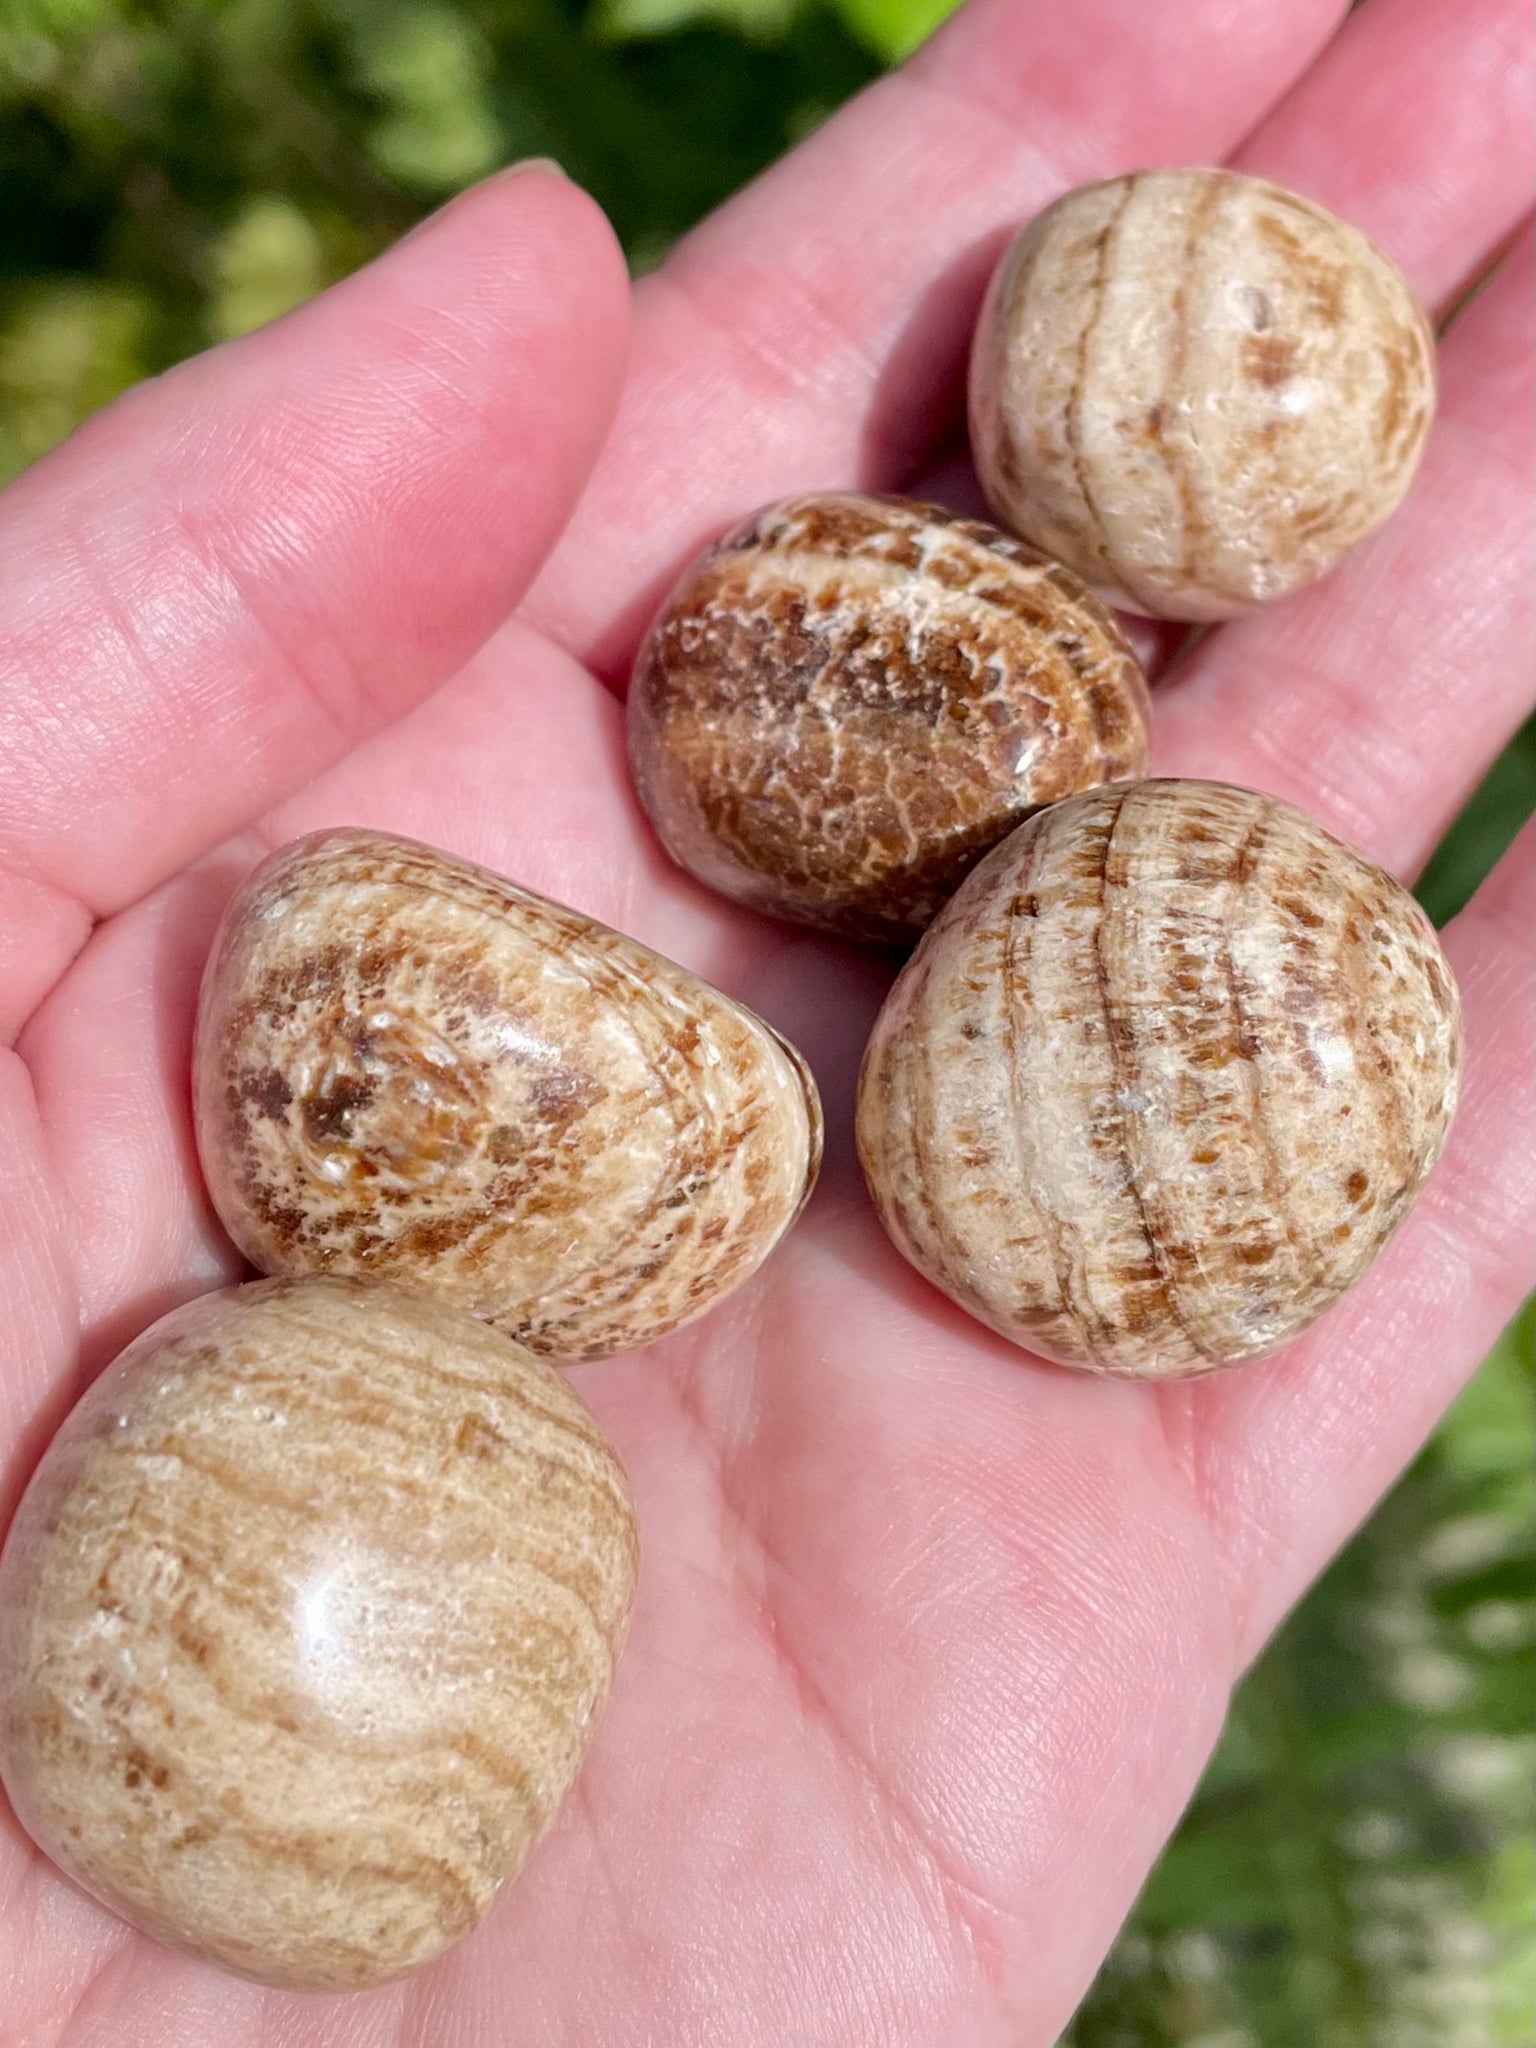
[857,781,1461,1376]
[969,169,1436,620]
[0,1277,637,1990]
[194,829,821,1360]
[628,492,1149,944]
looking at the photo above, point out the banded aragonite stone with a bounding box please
[0,1277,638,1989]
[969,168,1436,620]
[628,492,1149,944]
[856,780,1461,1376]
[193,830,821,1361]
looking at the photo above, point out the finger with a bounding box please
[1170,822,1536,1664]
[0,871,91,1047]
[0,165,629,961]
[522,0,1348,677]
[1153,229,1535,876]
[0,1052,76,1510]
[1231,0,1535,314]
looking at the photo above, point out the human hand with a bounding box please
[1,0,1531,2041]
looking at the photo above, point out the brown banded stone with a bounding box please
[0,1277,637,1989]
[969,169,1436,620]
[856,780,1461,1376]
[628,492,1149,945]
[193,830,821,1360]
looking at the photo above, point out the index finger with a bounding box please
[0,165,628,1018]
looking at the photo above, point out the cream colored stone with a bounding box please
[194,830,821,1360]
[969,169,1436,620]
[857,781,1461,1375]
[0,1277,637,1990]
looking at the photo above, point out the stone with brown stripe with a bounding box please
[194,830,821,1360]
[969,169,1436,621]
[628,492,1149,944]
[856,781,1461,1376]
[0,1277,637,1988]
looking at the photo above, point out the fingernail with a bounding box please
[398,159,571,247]
[504,157,570,182]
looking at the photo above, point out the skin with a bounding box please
[0,0,1530,2040]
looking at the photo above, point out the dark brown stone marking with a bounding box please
[996,817,1103,1355]
[1219,809,1324,1303]
[243,1070,293,1121]
[985,221,1053,499]
[1063,177,1141,599]
[1330,876,1422,1207]
[1376,330,1430,463]
[299,1072,376,1146]
[893,951,985,1328]
[454,1413,507,1460]
[1156,173,1233,603]
[1253,205,1349,328]
[528,1067,601,1123]
[1244,332,1300,388]
[1093,790,1218,1363]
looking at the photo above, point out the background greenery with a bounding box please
[1,3,1531,2040]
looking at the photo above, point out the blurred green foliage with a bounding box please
[0,0,888,461]
[1,3,1531,2041]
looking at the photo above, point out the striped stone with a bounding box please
[856,781,1461,1376]
[969,169,1436,620]
[0,1277,637,1988]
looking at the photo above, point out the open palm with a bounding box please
[2,0,1532,2041]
